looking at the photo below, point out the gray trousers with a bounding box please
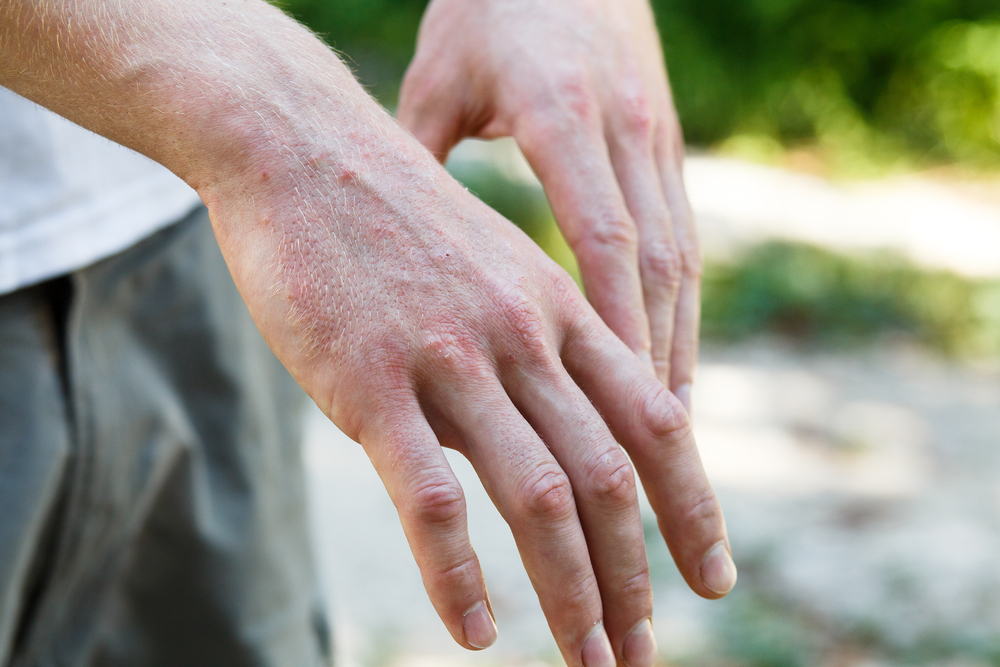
[0,207,331,666]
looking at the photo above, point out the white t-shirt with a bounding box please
[0,87,203,295]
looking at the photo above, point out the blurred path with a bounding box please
[689,343,1000,663]
[687,156,1000,279]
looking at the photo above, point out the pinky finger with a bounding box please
[361,406,497,650]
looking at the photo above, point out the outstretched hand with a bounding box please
[399,0,702,411]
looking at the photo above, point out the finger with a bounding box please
[515,114,653,370]
[504,361,657,666]
[562,322,736,600]
[361,402,497,650]
[429,375,617,667]
[397,60,467,161]
[606,120,681,387]
[656,125,702,413]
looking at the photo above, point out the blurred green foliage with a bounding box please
[277,0,426,102]
[278,0,1000,173]
[702,242,1000,357]
[657,0,1000,173]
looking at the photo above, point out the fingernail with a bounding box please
[624,618,658,667]
[582,624,616,667]
[463,601,497,649]
[701,541,737,595]
[675,383,692,415]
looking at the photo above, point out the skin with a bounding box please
[0,1,735,666]
[398,0,703,410]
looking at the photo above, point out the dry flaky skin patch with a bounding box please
[252,116,571,435]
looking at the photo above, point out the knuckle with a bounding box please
[517,466,576,522]
[554,68,600,125]
[617,89,655,142]
[420,326,486,378]
[687,491,724,526]
[642,385,691,443]
[517,113,562,156]
[399,64,438,114]
[520,74,599,147]
[497,284,545,339]
[398,70,425,108]
[584,448,637,510]
[621,567,653,598]
[435,552,481,582]
[493,282,557,366]
[673,224,703,280]
[642,235,683,291]
[560,572,602,617]
[546,265,580,299]
[408,477,467,527]
[578,214,638,257]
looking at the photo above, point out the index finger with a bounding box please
[515,112,654,371]
[562,317,737,599]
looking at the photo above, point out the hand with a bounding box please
[398,0,702,411]
[220,117,734,666]
[0,2,733,665]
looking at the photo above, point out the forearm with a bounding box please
[0,0,465,394]
[0,0,434,204]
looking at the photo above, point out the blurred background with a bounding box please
[276,0,1000,665]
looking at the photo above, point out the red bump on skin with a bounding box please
[339,167,358,185]
[260,170,269,181]
[556,73,596,124]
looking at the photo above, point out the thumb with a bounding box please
[397,63,467,163]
